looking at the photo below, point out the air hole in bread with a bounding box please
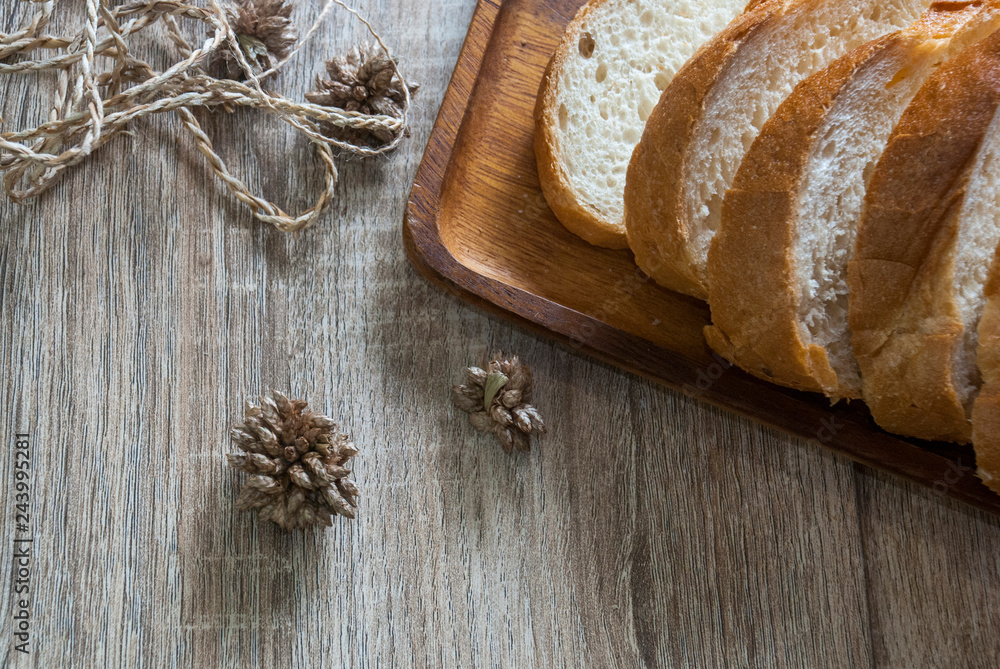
[821,141,836,160]
[558,104,568,131]
[542,0,750,240]
[600,101,610,120]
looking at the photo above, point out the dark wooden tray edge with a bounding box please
[402,0,999,515]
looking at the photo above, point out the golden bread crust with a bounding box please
[706,35,892,398]
[974,250,1000,491]
[706,3,990,400]
[534,0,630,249]
[624,0,785,299]
[849,29,1000,443]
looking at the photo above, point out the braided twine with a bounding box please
[0,0,413,232]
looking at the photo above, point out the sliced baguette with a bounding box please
[534,0,751,249]
[849,27,1000,443]
[973,247,1000,491]
[624,0,933,299]
[704,2,999,399]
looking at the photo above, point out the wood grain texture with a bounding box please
[0,1,999,667]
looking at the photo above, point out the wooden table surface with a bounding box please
[3,1,1000,667]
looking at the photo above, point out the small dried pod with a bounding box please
[228,390,359,530]
[451,352,546,453]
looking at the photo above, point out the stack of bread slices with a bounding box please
[535,0,1000,493]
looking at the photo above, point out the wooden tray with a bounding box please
[403,0,999,513]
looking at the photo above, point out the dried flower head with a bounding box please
[305,42,419,148]
[228,390,358,530]
[217,0,297,79]
[452,352,546,453]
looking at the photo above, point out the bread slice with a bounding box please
[704,2,999,400]
[973,247,1000,491]
[624,0,934,299]
[849,28,1000,443]
[534,0,751,249]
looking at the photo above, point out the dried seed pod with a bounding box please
[217,0,298,79]
[305,42,419,148]
[451,352,546,453]
[228,390,359,529]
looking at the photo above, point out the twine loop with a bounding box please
[0,0,414,232]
